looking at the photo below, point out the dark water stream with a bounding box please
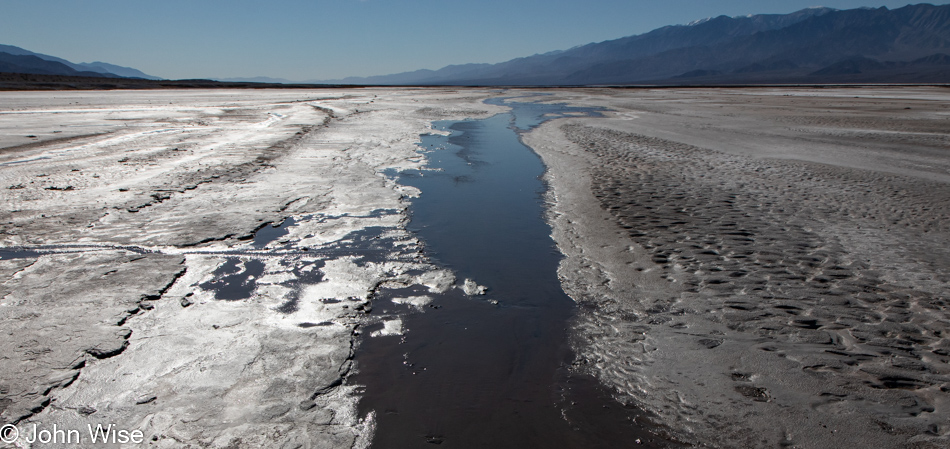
[352,98,667,448]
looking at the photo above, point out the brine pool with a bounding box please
[352,97,668,448]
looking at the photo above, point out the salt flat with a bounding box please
[1,87,948,448]
[0,88,504,448]
[526,86,950,448]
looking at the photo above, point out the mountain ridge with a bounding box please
[0,44,160,80]
[322,3,950,85]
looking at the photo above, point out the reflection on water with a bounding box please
[353,98,669,448]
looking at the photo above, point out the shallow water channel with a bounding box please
[353,98,665,448]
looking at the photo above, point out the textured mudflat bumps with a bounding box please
[528,87,950,448]
[570,124,949,442]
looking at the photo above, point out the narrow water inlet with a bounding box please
[353,98,667,448]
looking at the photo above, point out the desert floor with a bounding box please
[526,86,950,448]
[0,89,504,448]
[1,87,948,448]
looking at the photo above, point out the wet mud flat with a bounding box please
[525,87,950,448]
[352,98,673,448]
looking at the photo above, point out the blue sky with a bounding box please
[0,1,931,80]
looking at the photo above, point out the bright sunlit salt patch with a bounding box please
[256,258,297,284]
[414,269,455,293]
[391,296,433,310]
[370,319,404,337]
[461,278,487,295]
[287,213,405,248]
[394,184,421,198]
[302,257,386,301]
[352,410,377,449]
[256,112,285,128]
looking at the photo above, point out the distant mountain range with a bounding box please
[324,3,950,85]
[0,44,160,80]
[3,3,949,86]
[213,76,295,84]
